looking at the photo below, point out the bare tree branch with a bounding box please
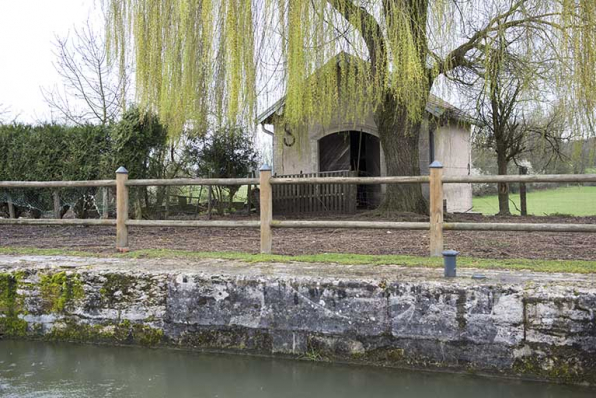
[41,20,130,126]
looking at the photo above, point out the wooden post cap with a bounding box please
[260,164,272,172]
[429,161,443,169]
[116,166,129,174]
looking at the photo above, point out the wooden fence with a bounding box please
[1,162,596,256]
[272,170,357,215]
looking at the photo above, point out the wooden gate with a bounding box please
[272,170,357,215]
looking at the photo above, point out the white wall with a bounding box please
[434,121,473,212]
[272,113,473,212]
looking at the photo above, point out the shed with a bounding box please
[258,55,473,213]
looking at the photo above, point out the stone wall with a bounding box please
[1,255,594,385]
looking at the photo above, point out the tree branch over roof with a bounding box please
[326,0,386,80]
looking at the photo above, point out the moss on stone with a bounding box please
[0,272,25,312]
[39,271,84,313]
[133,324,164,347]
[0,272,28,337]
[0,316,28,337]
[363,347,410,365]
[180,327,272,352]
[49,321,111,343]
[100,273,138,305]
[48,319,164,347]
[511,344,595,384]
[513,357,577,383]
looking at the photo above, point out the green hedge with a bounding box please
[0,108,168,214]
[0,107,167,183]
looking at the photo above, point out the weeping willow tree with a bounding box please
[105,0,596,213]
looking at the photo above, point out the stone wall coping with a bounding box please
[1,255,593,289]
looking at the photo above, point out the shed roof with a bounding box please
[257,52,475,126]
[257,93,473,125]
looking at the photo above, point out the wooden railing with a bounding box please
[272,170,357,215]
[1,163,596,256]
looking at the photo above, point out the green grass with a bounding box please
[473,186,596,216]
[173,185,249,203]
[1,247,595,274]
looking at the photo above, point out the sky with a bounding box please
[0,0,100,123]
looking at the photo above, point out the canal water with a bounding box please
[0,340,593,398]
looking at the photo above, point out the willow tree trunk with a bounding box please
[375,95,429,214]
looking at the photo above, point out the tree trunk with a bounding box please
[228,187,238,213]
[496,149,510,216]
[375,95,429,214]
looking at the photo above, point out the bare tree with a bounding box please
[470,34,565,215]
[42,20,129,126]
[0,103,19,124]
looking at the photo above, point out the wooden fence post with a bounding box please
[102,187,109,219]
[246,172,252,216]
[259,165,273,254]
[348,170,358,213]
[519,166,528,216]
[7,194,15,219]
[52,190,61,219]
[116,167,129,252]
[429,161,444,257]
[207,172,213,220]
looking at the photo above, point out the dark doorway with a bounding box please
[319,131,381,208]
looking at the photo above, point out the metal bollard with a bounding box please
[442,250,459,278]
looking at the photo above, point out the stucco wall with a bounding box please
[434,120,473,212]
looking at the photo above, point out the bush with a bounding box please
[185,127,258,214]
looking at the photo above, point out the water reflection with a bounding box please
[0,340,593,398]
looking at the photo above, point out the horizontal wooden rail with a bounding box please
[2,173,594,189]
[126,178,259,187]
[0,219,116,226]
[126,220,260,228]
[3,166,596,255]
[444,222,596,233]
[443,174,596,184]
[271,220,430,230]
[0,180,116,188]
[271,176,429,185]
[3,219,593,233]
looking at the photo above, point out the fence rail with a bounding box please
[0,180,116,188]
[1,163,596,256]
[126,178,259,186]
[125,220,260,228]
[443,174,596,184]
[271,176,429,185]
[443,222,596,233]
[0,219,117,226]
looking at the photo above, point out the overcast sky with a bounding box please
[0,1,100,123]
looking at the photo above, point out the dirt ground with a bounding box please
[1,212,595,261]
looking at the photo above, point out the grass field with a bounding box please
[472,185,596,216]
